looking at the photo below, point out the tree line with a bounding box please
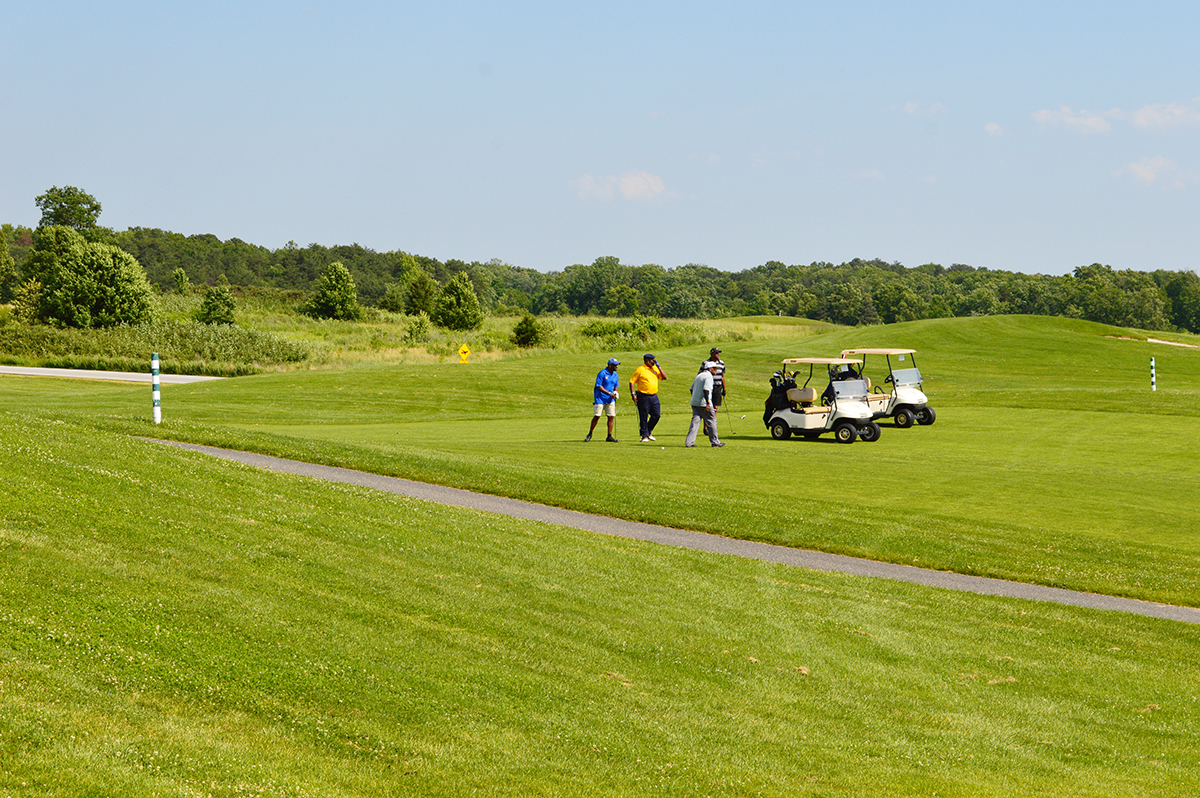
[5,188,1200,333]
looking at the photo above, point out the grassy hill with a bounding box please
[3,314,1200,795]
[14,314,1199,604]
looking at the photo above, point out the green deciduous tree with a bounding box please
[0,228,17,303]
[23,226,153,328]
[35,186,107,240]
[432,272,484,330]
[301,261,363,320]
[603,284,640,317]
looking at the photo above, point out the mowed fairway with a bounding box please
[3,414,1200,796]
[9,315,1199,605]
[3,314,1200,795]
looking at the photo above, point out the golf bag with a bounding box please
[763,370,797,426]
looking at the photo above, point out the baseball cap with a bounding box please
[607,358,620,366]
[703,361,719,370]
[710,347,721,354]
[643,353,655,360]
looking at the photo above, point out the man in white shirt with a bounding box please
[685,362,724,447]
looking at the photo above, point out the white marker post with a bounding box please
[1151,357,1156,392]
[151,352,162,423]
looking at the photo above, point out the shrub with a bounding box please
[196,281,236,325]
[432,272,484,331]
[379,282,407,313]
[405,272,440,316]
[173,267,190,294]
[301,262,363,321]
[575,315,721,350]
[511,313,554,347]
[24,226,154,328]
[405,312,432,344]
[12,279,41,325]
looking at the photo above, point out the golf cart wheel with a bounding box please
[834,423,857,444]
[770,418,792,440]
[893,407,915,429]
[859,422,882,443]
[916,407,937,426]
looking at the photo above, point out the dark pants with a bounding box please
[636,394,661,438]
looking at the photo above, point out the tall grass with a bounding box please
[4,286,782,373]
[0,319,309,376]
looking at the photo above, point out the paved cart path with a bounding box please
[152,439,1200,625]
[0,366,222,383]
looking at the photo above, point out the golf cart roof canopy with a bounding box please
[782,357,863,366]
[839,348,916,357]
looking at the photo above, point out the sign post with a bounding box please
[1151,357,1156,392]
[151,352,162,423]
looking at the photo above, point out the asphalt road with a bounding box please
[150,439,1200,625]
[0,366,222,383]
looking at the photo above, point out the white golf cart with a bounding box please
[839,348,935,428]
[763,358,882,443]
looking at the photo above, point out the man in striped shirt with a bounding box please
[700,347,726,436]
[702,347,727,407]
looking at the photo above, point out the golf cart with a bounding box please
[839,348,935,428]
[763,358,882,443]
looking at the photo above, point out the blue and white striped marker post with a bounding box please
[1151,357,1156,392]
[151,352,162,423]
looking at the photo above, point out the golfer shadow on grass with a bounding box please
[733,430,867,444]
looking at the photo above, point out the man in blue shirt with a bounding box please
[587,358,621,442]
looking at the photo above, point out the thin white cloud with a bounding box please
[575,174,617,201]
[1032,106,1112,133]
[1114,156,1184,187]
[1129,98,1200,129]
[985,122,1003,136]
[618,171,665,200]
[920,175,937,184]
[576,171,666,201]
[857,169,885,181]
[900,101,947,116]
[1034,96,1200,133]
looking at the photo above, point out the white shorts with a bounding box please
[593,402,616,417]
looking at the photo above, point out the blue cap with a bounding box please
[607,358,620,366]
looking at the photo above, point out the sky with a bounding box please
[3,1,1198,276]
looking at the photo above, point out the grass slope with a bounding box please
[5,315,1197,605]
[3,415,1199,796]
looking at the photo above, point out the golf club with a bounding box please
[724,404,741,435]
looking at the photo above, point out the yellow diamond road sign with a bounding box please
[458,343,470,363]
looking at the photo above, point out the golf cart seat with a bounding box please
[786,386,827,413]
[787,386,817,405]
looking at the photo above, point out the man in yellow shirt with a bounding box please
[629,353,667,442]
